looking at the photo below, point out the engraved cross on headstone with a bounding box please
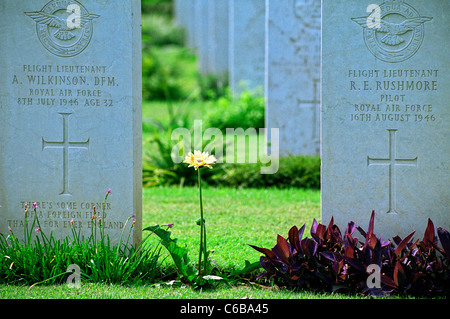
[42,112,90,195]
[367,129,418,214]
[297,78,320,153]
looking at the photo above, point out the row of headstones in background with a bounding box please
[174,0,264,94]
[174,0,228,83]
[266,0,321,156]
[174,0,321,157]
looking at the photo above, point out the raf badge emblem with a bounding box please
[25,0,99,57]
[352,0,432,63]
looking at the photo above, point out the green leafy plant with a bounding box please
[141,13,184,47]
[142,47,195,101]
[141,10,198,102]
[143,223,260,289]
[143,224,197,283]
[143,224,228,289]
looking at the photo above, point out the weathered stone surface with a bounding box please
[265,0,321,156]
[229,0,265,94]
[321,0,449,239]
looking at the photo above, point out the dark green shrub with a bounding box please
[142,13,185,47]
[212,155,320,189]
[141,10,199,101]
[142,0,173,16]
[197,73,229,101]
[205,89,265,132]
[142,46,199,101]
[144,154,320,189]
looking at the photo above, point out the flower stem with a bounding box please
[197,167,205,276]
[203,217,207,274]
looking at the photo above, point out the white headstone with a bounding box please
[229,0,266,94]
[176,0,196,49]
[194,0,211,75]
[0,0,142,245]
[265,0,321,156]
[173,0,182,26]
[175,0,196,50]
[207,0,229,81]
[322,0,449,239]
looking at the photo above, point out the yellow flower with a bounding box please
[183,150,217,170]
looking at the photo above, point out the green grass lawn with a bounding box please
[142,186,320,269]
[142,99,211,126]
[0,282,368,299]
